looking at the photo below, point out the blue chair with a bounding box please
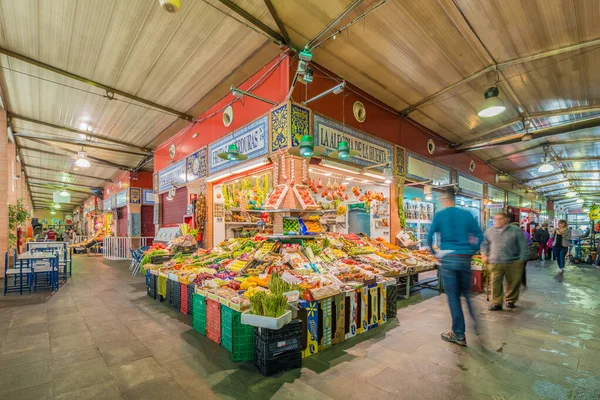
[4,251,32,295]
[30,248,59,292]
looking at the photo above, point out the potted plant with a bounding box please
[8,199,29,264]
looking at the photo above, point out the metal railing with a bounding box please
[103,237,154,261]
[74,235,89,244]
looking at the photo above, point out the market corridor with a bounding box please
[0,256,598,400]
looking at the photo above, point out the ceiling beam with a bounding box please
[0,48,194,122]
[400,37,600,116]
[18,145,119,170]
[532,179,600,191]
[504,157,600,174]
[22,164,112,182]
[486,138,600,164]
[216,0,286,45]
[9,113,149,152]
[263,0,291,45]
[18,137,131,170]
[543,187,600,196]
[29,190,88,198]
[457,114,600,151]
[14,132,149,157]
[27,177,99,189]
[306,0,363,49]
[521,170,599,184]
[28,183,90,195]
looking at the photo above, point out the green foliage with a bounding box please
[8,199,29,248]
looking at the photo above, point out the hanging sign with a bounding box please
[313,114,393,168]
[486,203,504,209]
[406,152,450,184]
[103,199,112,211]
[143,189,154,205]
[208,116,269,175]
[116,190,127,208]
[129,188,141,204]
[458,174,483,197]
[158,159,186,193]
[487,185,505,204]
[186,147,208,182]
[507,192,521,207]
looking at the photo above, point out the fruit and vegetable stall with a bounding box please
[143,232,437,375]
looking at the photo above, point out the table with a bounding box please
[18,251,60,292]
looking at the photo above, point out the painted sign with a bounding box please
[158,159,186,193]
[129,188,141,204]
[488,185,505,204]
[406,152,450,184]
[458,174,484,197]
[313,114,393,168]
[116,190,127,208]
[208,116,269,175]
[143,189,154,205]
[186,147,208,182]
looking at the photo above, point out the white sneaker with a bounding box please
[558,268,564,274]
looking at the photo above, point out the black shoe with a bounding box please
[488,304,503,311]
[506,302,515,309]
[441,331,467,346]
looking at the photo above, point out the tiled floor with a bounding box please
[1,256,599,399]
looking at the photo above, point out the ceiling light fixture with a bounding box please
[218,144,248,162]
[229,86,277,105]
[75,151,91,168]
[328,140,359,160]
[60,186,68,196]
[565,191,577,198]
[302,82,345,105]
[54,203,61,209]
[383,167,394,184]
[477,86,506,118]
[576,198,584,204]
[50,210,56,215]
[288,135,326,158]
[538,153,554,173]
[424,184,433,201]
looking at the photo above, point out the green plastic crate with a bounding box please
[193,294,206,335]
[220,304,254,362]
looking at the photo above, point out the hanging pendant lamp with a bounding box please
[328,140,359,160]
[217,144,248,162]
[477,86,506,118]
[288,135,327,158]
[75,150,91,168]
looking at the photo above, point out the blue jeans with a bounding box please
[555,247,568,270]
[441,256,476,339]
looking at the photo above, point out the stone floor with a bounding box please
[0,255,599,400]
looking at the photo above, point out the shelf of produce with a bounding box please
[225,222,273,226]
[264,234,325,239]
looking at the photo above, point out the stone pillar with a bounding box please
[0,110,8,276]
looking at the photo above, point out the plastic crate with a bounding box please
[187,284,195,316]
[221,305,254,362]
[254,333,301,360]
[165,279,172,304]
[386,284,398,318]
[149,274,157,300]
[206,299,221,344]
[146,270,151,294]
[180,283,188,314]
[254,348,302,376]
[192,294,206,335]
[172,282,181,309]
[254,319,303,341]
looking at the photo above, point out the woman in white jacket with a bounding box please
[552,220,571,273]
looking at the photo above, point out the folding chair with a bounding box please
[4,251,32,295]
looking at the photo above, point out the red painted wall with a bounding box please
[154,54,290,172]
[104,171,153,198]
[290,60,497,184]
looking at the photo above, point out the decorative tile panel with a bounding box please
[290,103,310,148]
[394,145,406,177]
[129,188,141,204]
[270,104,289,152]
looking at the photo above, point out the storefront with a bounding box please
[485,185,506,229]
[456,173,484,228]
[507,191,521,224]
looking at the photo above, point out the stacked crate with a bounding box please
[205,299,221,344]
[254,320,302,376]
[187,284,195,316]
[220,305,254,361]
[180,283,188,314]
[192,293,206,335]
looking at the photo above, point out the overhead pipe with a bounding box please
[14,133,149,156]
[457,115,600,151]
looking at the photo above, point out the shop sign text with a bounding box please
[158,160,186,193]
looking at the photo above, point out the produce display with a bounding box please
[283,217,300,235]
[264,184,288,209]
[293,185,318,209]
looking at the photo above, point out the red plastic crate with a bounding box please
[206,299,221,344]
[180,283,188,314]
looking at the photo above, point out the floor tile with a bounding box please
[54,380,122,400]
[109,356,170,392]
[51,357,113,396]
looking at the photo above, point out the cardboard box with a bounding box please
[319,297,333,350]
[299,300,319,358]
[345,290,357,340]
[356,287,369,334]
[332,293,345,345]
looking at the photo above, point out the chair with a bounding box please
[131,249,145,276]
[129,249,139,272]
[30,248,59,292]
[4,251,32,295]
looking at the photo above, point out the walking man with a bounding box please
[427,188,483,346]
[482,213,529,310]
[533,223,550,260]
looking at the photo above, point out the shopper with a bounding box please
[481,213,529,310]
[552,220,571,274]
[520,226,533,246]
[533,223,550,260]
[427,188,483,347]
[45,228,57,241]
[548,226,556,260]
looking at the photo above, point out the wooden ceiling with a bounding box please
[1,0,599,210]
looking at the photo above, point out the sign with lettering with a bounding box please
[406,152,450,184]
[487,185,505,204]
[143,189,154,205]
[158,159,186,193]
[458,174,483,197]
[116,190,127,208]
[208,116,269,175]
[313,114,393,168]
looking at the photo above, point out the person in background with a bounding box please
[427,188,483,347]
[45,228,57,241]
[533,223,550,260]
[548,226,556,260]
[552,219,571,274]
[482,213,529,310]
[520,225,533,246]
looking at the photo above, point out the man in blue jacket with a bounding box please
[427,188,483,346]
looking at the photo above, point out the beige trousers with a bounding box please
[489,260,524,306]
